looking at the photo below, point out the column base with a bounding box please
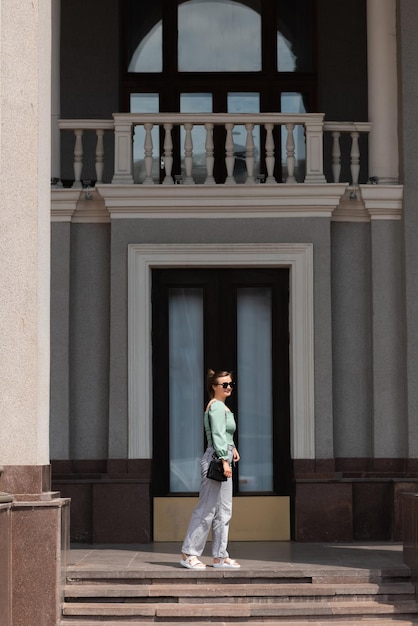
[0,463,51,496]
[11,498,70,626]
[0,502,12,626]
[0,465,70,626]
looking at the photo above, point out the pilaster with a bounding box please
[361,186,407,457]
[367,0,399,183]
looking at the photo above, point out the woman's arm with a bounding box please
[208,401,228,459]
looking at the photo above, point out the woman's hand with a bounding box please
[233,448,240,463]
[222,459,232,478]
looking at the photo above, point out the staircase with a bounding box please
[61,564,418,625]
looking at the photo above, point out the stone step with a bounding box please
[61,599,418,620]
[62,563,417,624]
[60,617,418,626]
[66,566,411,585]
[64,581,415,603]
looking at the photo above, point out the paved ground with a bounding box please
[68,542,408,575]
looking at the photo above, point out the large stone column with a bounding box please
[367,0,399,183]
[51,0,61,183]
[0,3,69,625]
[0,0,50,477]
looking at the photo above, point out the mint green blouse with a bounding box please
[204,399,236,460]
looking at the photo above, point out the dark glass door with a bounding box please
[151,268,291,497]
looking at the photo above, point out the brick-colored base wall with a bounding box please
[52,458,418,543]
[0,504,12,626]
[402,492,418,586]
[53,459,152,543]
[294,458,418,542]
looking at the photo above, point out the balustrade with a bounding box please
[58,120,114,187]
[324,122,372,186]
[57,115,371,188]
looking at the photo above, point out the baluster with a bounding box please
[183,123,195,184]
[331,131,341,183]
[264,123,275,184]
[245,123,255,184]
[112,117,134,184]
[204,123,215,185]
[95,129,105,184]
[143,123,154,185]
[162,123,174,185]
[225,123,236,185]
[350,131,360,186]
[73,129,83,188]
[304,117,326,183]
[285,123,296,183]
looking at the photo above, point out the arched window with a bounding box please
[121,0,316,182]
[122,0,315,106]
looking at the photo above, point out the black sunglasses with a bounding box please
[216,382,235,388]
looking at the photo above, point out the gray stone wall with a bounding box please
[370,219,407,458]
[331,222,373,458]
[69,224,110,459]
[50,223,71,459]
[398,0,418,457]
[108,217,334,459]
[51,223,111,460]
[52,1,414,465]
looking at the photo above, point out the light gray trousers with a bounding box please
[181,445,234,558]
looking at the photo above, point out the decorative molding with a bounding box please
[52,184,403,223]
[72,189,110,223]
[50,189,80,222]
[98,183,348,219]
[359,184,403,220]
[331,188,370,222]
[332,184,403,222]
[51,188,110,223]
[128,243,315,460]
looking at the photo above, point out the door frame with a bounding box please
[127,242,314,461]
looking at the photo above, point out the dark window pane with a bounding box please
[127,0,163,72]
[277,0,314,72]
[178,0,262,72]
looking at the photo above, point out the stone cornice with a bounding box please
[51,188,110,223]
[71,188,110,223]
[96,183,348,219]
[359,184,403,220]
[51,183,403,222]
[50,189,80,222]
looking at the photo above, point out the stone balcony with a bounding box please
[52,113,405,224]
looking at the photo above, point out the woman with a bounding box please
[180,369,241,570]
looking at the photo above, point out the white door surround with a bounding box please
[128,243,314,460]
